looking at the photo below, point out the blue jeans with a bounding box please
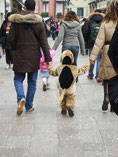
[14,72,38,110]
[62,46,79,66]
[89,48,102,79]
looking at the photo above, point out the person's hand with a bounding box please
[88,61,90,67]
[46,62,51,67]
[8,16,11,21]
[89,59,94,64]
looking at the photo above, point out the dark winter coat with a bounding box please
[82,12,104,48]
[0,19,12,50]
[108,23,118,74]
[107,24,118,116]
[8,10,51,72]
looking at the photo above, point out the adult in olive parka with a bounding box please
[8,0,51,115]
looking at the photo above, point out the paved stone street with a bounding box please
[0,38,118,157]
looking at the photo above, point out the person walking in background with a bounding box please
[44,20,51,38]
[56,20,61,37]
[40,46,55,91]
[8,0,51,115]
[81,18,87,27]
[52,11,85,82]
[50,21,57,41]
[0,12,13,69]
[89,1,118,112]
[81,18,88,55]
[82,9,105,82]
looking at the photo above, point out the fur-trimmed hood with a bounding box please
[10,10,42,24]
[88,12,105,23]
[60,50,74,64]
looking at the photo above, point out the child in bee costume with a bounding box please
[48,50,89,117]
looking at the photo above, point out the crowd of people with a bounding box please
[44,17,61,40]
[0,0,118,117]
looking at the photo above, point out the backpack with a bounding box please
[90,20,101,45]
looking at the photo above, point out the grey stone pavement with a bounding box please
[0,38,118,157]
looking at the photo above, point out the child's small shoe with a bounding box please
[47,83,50,90]
[43,83,47,91]
[67,107,74,117]
[61,109,67,115]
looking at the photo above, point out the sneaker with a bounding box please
[61,109,67,115]
[67,107,74,117]
[102,100,109,111]
[43,83,47,91]
[96,78,102,82]
[87,75,93,80]
[9,64,13,69]
[26,107,34,112]
[17,98,26,115]
[5,64,10,69]
[47,83,50,90]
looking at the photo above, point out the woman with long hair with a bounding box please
[52,11,85,71]
[90,0,118,112]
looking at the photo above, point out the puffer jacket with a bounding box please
[90,21,117,80]
[8,10,51,72]
[82,12,105,48]
[0,19,12,50]
[40,49,55,71]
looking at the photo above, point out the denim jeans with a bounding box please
[14,72,38,110]
[89,48,102,79]
[62,46,79,66]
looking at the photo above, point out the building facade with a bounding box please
[68,0,90,18]
[39,0,65,18]
[88,0,112,13]
[0,0,11,26]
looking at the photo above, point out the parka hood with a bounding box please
[89,12,105,23]
[60,50,74,64]
[63,21,80,29]
[10,11,42,24]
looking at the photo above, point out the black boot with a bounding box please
[102,100,109,111]
[61,109,67,115]
[102,80,109,111]
[110,105,114,112]
[67,107,74,117]
[43,83,47,91]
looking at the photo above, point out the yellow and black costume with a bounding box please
[48,50,89,116]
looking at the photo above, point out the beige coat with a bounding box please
[90,21,117,80]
